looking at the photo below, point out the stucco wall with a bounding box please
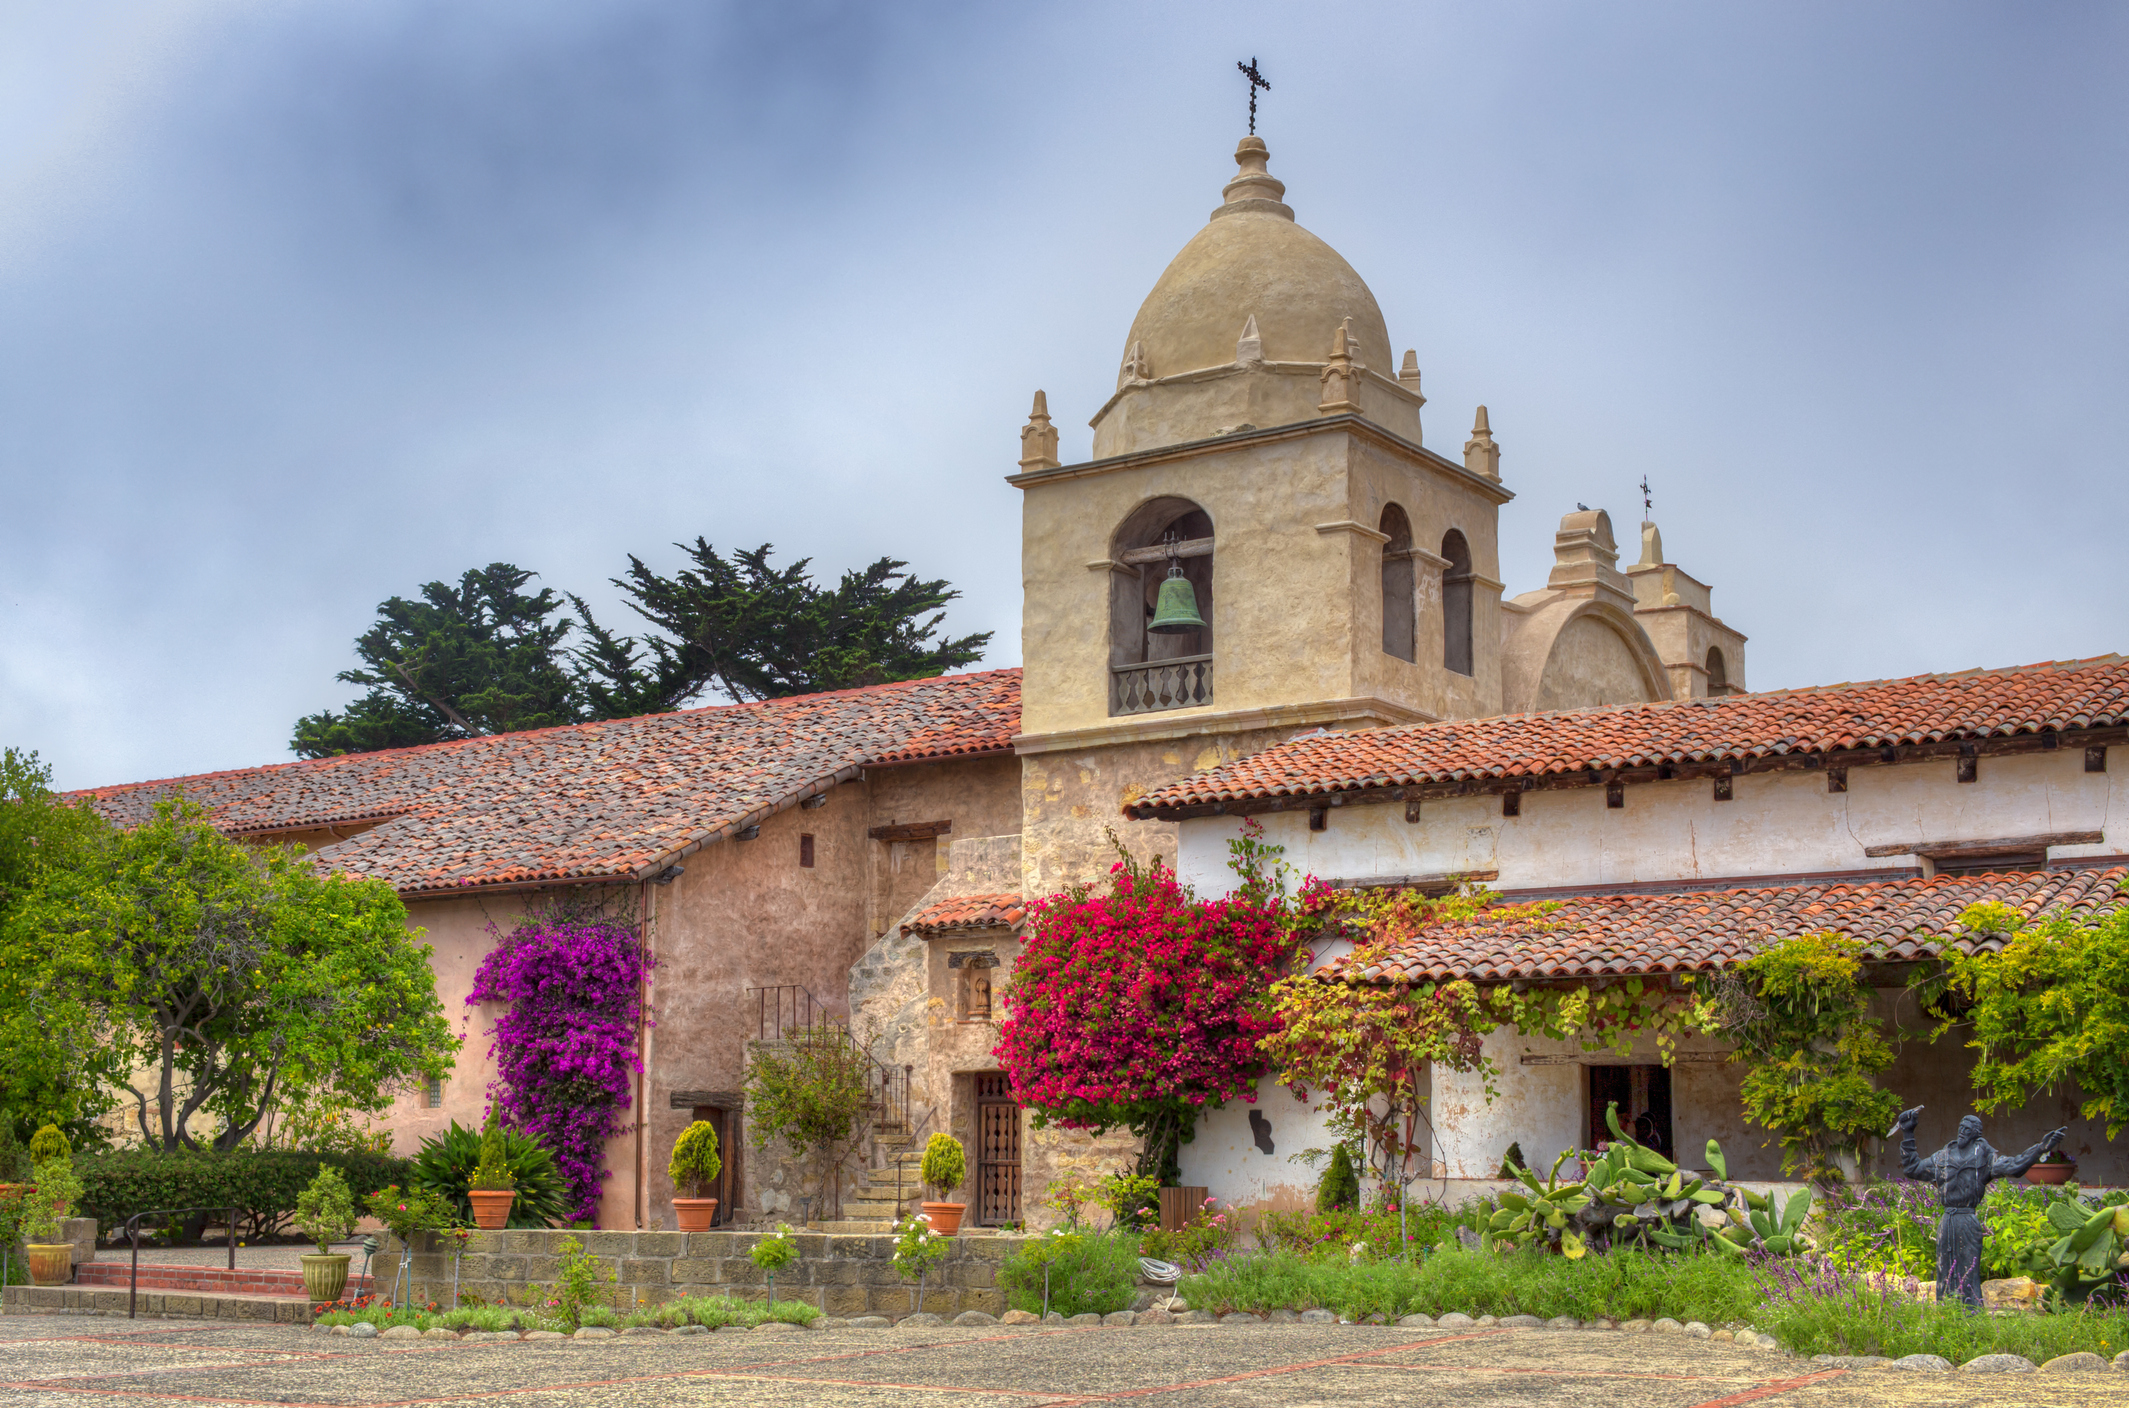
[1533,613,1670,711]
[1176,745,2125,894]
[379,893,530,1153]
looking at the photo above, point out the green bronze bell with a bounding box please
[1148,565,1206,634]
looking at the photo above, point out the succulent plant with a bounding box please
[2023,1199,2129,1302]
[1481,1102,1812,1259]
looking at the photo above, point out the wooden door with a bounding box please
[691,1105,740,1226]
[974,1074,1021,1226]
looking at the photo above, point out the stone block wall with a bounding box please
[375,1228,1030,1320]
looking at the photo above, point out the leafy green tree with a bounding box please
[1934,900,2129,1138]
[1697,930,1900,1185]
[0,749,119,1144]
[576,542,991,710]
[9,800,459,1150]
[743,1023,872,1221]
[291,564,583,758]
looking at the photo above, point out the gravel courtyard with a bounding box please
[1,1312,2125,1407]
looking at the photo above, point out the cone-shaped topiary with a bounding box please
[1497,1141,1525,1179]
[468,1117,516,1192]
[27,1125,69,1166]
[1316,1143,1360,1212]
[920,1133,966,1201]
[668,1120,722,1199]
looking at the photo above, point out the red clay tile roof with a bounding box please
[1128,655,2129,816]
[901,893,1028,935]
[74,670,1021,897]
[1324,866,2129,984]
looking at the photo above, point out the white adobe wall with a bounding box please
[1177,744,2122,894]
[1178,1085,1345,1214]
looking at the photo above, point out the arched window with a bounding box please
[1441,529,1474,676]
[1379,504,1416,662]
[1108,497,1214,715]
[1705,647,1729,697]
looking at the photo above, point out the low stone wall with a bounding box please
[376,1228,1030,1320]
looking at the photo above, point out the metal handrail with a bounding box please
[746,984,912,1131]
[121,1205,238,1320]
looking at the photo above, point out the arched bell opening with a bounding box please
[1379,504,1416,663]
[1108,497,1214,715]
[1706,646,1730,697]
[1441,528,1475,677]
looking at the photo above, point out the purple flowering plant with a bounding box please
[467,919,652,1224]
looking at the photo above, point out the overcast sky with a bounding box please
[3,1,2124,791]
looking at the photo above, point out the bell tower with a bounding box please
[1009,137,1513,892]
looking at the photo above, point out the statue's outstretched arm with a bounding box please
[1994,1127,2070,1179]
[1894,1107,1934,1181]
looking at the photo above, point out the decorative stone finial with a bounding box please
[1119,339,1152,389]
[1637,520,1664,569]
[1318,318,1361,413]
[1235,315,1263,367]
[1018,390,1060,472]
[1213,136,1294,222]
[1463,405,1500,480]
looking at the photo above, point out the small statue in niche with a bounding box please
[1893,1105,2067,1307]
[969,974,991,1022]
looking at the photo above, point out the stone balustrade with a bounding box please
[375,1228,1029,1320]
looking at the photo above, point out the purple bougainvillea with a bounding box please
[467,919,651,1225]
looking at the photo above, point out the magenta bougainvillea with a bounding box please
[466,919,650,1224]
[993,827,1324,1167]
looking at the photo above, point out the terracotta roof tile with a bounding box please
[1325,866,2128,983]
[901,893,1028,935]
[74,670,1021,897]
[1129,655,2129,815]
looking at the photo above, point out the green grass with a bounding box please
[1179,1245,1759,1324]
[1753,1278,2129,1365]
[312,1295,822,1334]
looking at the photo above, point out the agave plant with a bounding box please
[2023,1199,2129,1302]
[410,1122,567,1228]
[1482,1102,1811,1259]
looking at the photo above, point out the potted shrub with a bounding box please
[668,1120,722,1231]
[294,1166,357,1304]
[918,1133,967,1235]
[23,1132,83,1288]
[466,1119,518,1229]
[2026,1148,2077,1185]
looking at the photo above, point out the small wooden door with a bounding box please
[690,1105,741,1226]
[974,1074,1021,1226]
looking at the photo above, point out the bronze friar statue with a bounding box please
[1893,1106,2067,1307]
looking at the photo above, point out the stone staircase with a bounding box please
[808,1134,923,1233]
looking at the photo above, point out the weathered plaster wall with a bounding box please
[1533,613,1670,711]
[1021,728,1298,896]
[1176,745,2125,894]
[379,893,530,1153]
[1179,1080,1351,1216]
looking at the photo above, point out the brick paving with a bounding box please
[2,1311,2127,1407]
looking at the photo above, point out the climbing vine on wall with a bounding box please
[1695,929,1898,1185]
[1485,979,1709,1061]
[467,916,652,1224]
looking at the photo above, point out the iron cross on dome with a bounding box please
[1237,58,1270,134]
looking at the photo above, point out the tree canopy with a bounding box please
[293,546,990,758]
[0,749,121,1144]
[7,799,458,1151]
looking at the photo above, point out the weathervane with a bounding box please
[1237,58,1270,134]
[1640,476,1652,519]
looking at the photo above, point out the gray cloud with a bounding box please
[3,1,2124,789]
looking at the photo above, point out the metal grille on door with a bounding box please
[974,1073,1021,1225]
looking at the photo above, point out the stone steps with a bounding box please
[4,1284,313,1322]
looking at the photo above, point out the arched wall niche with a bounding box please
[1706,647,1730,696]
[1108,496,1214,670]
[1379,504,1416,663]
[1441,528,1475,676]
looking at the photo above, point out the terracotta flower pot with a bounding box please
[467,1188,517,1230]
[921,1201,966,1235]
[672,1197,718,1232]
[25,1243,72,1287]
[2025,1162,2075,1185]
[301,1253,351,1304]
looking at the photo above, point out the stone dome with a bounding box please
[1120,137,1394,380]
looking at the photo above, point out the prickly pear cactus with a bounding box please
[1480,1102,1812,1259]
[2023,1200,2129,1302]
